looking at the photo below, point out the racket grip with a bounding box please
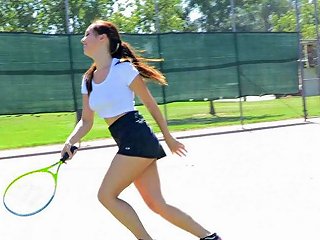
[61,146,78,161]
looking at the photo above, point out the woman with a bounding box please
[61,20,222,240]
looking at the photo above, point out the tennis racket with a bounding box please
[3,146,78,217]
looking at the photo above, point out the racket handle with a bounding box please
[61,146,78,161]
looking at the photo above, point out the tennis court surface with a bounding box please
[1,118,320,240]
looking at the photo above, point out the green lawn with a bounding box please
[1,96,319,150]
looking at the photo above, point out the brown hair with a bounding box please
[84,20,167,94]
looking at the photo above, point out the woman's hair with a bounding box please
[84,20,167,94]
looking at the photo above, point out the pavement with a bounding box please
[0,117,320,240]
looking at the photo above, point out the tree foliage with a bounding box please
[0,0,320,39]
[0,0,185,34]
[186,0,292,32]
[272,0,320,39]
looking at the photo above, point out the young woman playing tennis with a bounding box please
[61,20,222,240]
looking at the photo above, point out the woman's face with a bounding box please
[81,26,109,58]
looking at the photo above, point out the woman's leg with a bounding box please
[98,154,155,240]
[134,161,212,238]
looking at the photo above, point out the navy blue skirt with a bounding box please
[108,111,166,160]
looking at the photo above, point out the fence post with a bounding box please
[155,0,168,123]
[230,0,244,125]
[313,0,320,103]
[64,0,81,123]
[295,0,308,120]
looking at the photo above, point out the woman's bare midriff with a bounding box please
[104,112,127,126]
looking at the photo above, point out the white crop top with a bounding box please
[81,58,139,118]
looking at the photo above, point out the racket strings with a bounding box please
[3,146,76,216]
[4,172,56,216]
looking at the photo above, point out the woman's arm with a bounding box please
[130,75,186,156]
[61,94,94,158]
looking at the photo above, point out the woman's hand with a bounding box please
[61,142,77,160]
[165,136,187,157]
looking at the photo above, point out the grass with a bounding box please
[1,96,319,150]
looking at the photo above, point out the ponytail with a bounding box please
[115,41,167,86]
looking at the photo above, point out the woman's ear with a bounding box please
[99,33,108,42]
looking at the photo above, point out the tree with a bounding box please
[0,0,41,32]
[68,0,116,33]
[0,0,187,34]
[0,0,114,33]
[129,0,185,33]
[272,0,319,39]
[186,0,232,31]
[235,0,292,31]
[186,0,292,32]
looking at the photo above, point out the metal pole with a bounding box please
[230,0,244,126]
[154,0,168,123]
[313,0,320,100]
[64,0,81,123]
[64,0,70,34]
[230,0,236,32]
[155,0,160,32]
[295,0,308,120]
[314,0,320,63]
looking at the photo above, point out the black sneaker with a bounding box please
[200,233,222,240]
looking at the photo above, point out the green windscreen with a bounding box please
[0,32,299,115]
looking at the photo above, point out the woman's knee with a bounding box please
[97,187,117,209]
[145,198,168,215]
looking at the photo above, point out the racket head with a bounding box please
[3,161,62,217]
[3,146,78,217]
